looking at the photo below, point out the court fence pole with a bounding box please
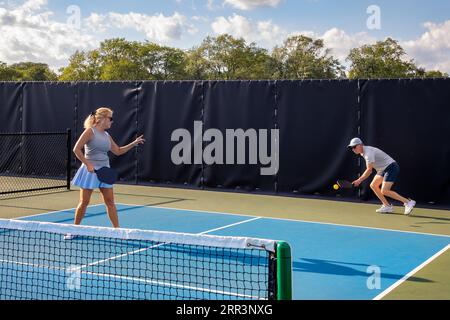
[66,128,72,190]
[276,241,292,300]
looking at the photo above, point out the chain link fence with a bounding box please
[0,130,71,199]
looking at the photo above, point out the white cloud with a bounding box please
[0,0,197,70]
[192,15,209,23]
[85,11,197,42]
[223,0,282,11]
[212,14,251,35]
[18,0,46,12]
[212,14,285,47]
[2,1,449,75]
[0,0,97,70]
[321,28,376,62]
[84,12,109,33]
[402,20,450,73]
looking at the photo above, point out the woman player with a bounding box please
[67,107,144,237]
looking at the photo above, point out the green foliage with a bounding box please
[0,61,57,81]
[271,35,345,79]
[186,34,273,80]
[0,62,20,80]
[415,69,449,78]
[59,39,188,81]
[98,39,147,80]
[347,38,426,79]
[2,35,448,81]
[59,50,102,81]
[138,42,188,80]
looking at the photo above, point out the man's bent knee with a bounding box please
[381,186,392,196]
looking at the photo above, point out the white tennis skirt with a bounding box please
[72,164,113,189]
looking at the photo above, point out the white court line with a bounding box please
[116,202,450,239]
[198,217,262,235]
[18,202,450,239]
[373,244,450,300]
[76,243,166,271]
[0,259,65,271]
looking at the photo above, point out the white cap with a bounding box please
[348,138,363,148]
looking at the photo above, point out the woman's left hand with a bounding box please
[134,135,145,146]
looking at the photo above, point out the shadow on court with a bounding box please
[293,258,433,283]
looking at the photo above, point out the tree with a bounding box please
[42,36,450,81]
[98,38,149,80]
[347,38,422,79]
[415,69,448,78]
[59,39,189,81]
[59,50,102,81]
[9,62,57,81]
[186,34,273,80]
[184,47,209,80]
[271,35,345,79]
[139,42,188,80]
[0,62,20,80]
[241,45,275,80]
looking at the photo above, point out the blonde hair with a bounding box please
[84,107,113,129]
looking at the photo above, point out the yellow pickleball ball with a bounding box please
[333,184,339,190]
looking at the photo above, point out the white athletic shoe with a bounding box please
[404,200,416,215]
[376,205,394,213]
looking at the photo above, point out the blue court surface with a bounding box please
[16,203,450,300]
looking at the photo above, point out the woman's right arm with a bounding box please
[73,129,95,172]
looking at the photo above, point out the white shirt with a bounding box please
[362,146,396,173]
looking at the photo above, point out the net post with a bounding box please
[276,241,292,300]
[66,128,72,190]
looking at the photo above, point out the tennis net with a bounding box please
[0,219,292,300]
[0,130,71,198]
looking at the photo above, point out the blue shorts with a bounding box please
[377,162,399,183]
[71,165,113,189]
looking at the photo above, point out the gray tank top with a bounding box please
[85,127,111,169]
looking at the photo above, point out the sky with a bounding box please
[0,0,449,73]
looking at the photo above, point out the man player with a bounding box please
[348,138,416,215]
